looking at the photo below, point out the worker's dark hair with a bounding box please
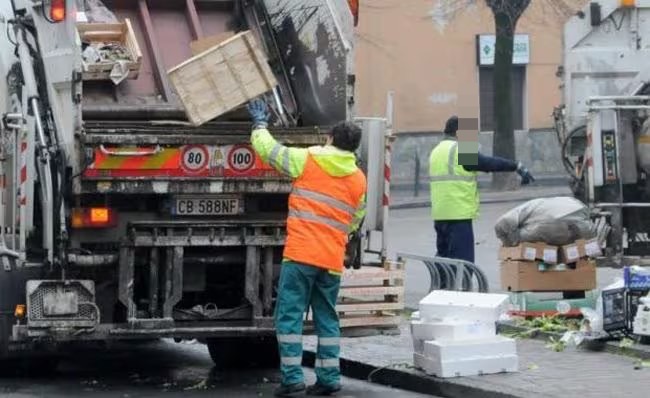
[330,121,362,152]
[444,115,459,136]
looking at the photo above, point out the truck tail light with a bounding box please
[15,304,26,319]
[50,0,66,22]
[71,207,118,229]
[348,0,359,26]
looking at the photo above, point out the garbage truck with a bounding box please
[0,0,393,368]
[554,0,650,267]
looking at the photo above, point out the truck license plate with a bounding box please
[174,197,241,216]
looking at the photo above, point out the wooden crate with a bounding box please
[306,261,406,330]
[167,30,278,127]
[77,19,142,81]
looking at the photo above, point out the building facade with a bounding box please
[354,0,587,186]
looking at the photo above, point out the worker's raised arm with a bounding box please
[248,99,308,179]
[251,128,308,178]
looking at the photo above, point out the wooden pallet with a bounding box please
[306,260,405,331]
[168,30,278,126]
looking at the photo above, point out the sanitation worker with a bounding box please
[429,115,535,264]
[248,99,367,397]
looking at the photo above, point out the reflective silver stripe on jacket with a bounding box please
[315,358,340,368]
[269,144,291,175]
[281,356,303,366]
[288,210,348,234]
[291,188,356,217]
[277,334,303,344]
[318,337,340,346]
[429,142,476,183]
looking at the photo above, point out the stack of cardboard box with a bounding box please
[411,291,518,378]
[500,238,601,292]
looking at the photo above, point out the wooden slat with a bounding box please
[341,269,404,285]
[339,286,403,296]
[339,315,402,328]
[336,301,403,312]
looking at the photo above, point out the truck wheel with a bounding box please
[207,336,279,370]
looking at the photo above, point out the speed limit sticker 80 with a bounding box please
[228,145,255,173]
[181,145,209,173]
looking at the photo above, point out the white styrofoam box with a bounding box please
[410,319,495,341]
[419,290,510,323]
[424,336,517,361]
[414,352,518,378]
[412,337,425,355]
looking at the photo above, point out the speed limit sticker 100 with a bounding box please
[228,145,255,173]
[181,145,209,173]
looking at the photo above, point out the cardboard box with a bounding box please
[500,258,596,292]
[560,238,603,263]
[499,242,559,265]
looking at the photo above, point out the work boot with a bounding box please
[306,383,342,396]
[273,382,306,397]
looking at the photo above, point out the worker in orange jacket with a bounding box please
[248,99,367,397]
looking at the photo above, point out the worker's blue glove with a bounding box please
[516,162,535,185]
[248,99,270,129]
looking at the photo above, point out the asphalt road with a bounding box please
[388,202,620,308]
[0,339,433,397]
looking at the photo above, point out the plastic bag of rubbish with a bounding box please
[592,277,625,336]
[580,307,604,335]
[495,196,595,246]
[82,46,101,64]
[561,331,585,348]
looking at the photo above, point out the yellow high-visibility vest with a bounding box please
[429,139,479,220]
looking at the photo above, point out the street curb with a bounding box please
[390,191,572,210]
[302,350,522,398]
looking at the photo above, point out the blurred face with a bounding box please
[456,118,479,167]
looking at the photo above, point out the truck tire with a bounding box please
[207,336,279,370]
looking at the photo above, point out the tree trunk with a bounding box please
[491,10,518,191]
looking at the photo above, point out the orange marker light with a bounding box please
[70,207,117,229]
[621,0,636,7]
[15,304,26,318]
[90,208,109,224]
[50,0,66,22]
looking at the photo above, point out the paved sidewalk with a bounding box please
[390,185,572,210]
[304,323,650,398]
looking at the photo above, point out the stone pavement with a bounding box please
[390,185,572,210]
[304,323,650,398]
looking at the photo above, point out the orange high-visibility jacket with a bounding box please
[250,128,367,273]
[284,155,366,272]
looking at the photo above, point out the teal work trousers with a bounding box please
[274,261,341,387]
